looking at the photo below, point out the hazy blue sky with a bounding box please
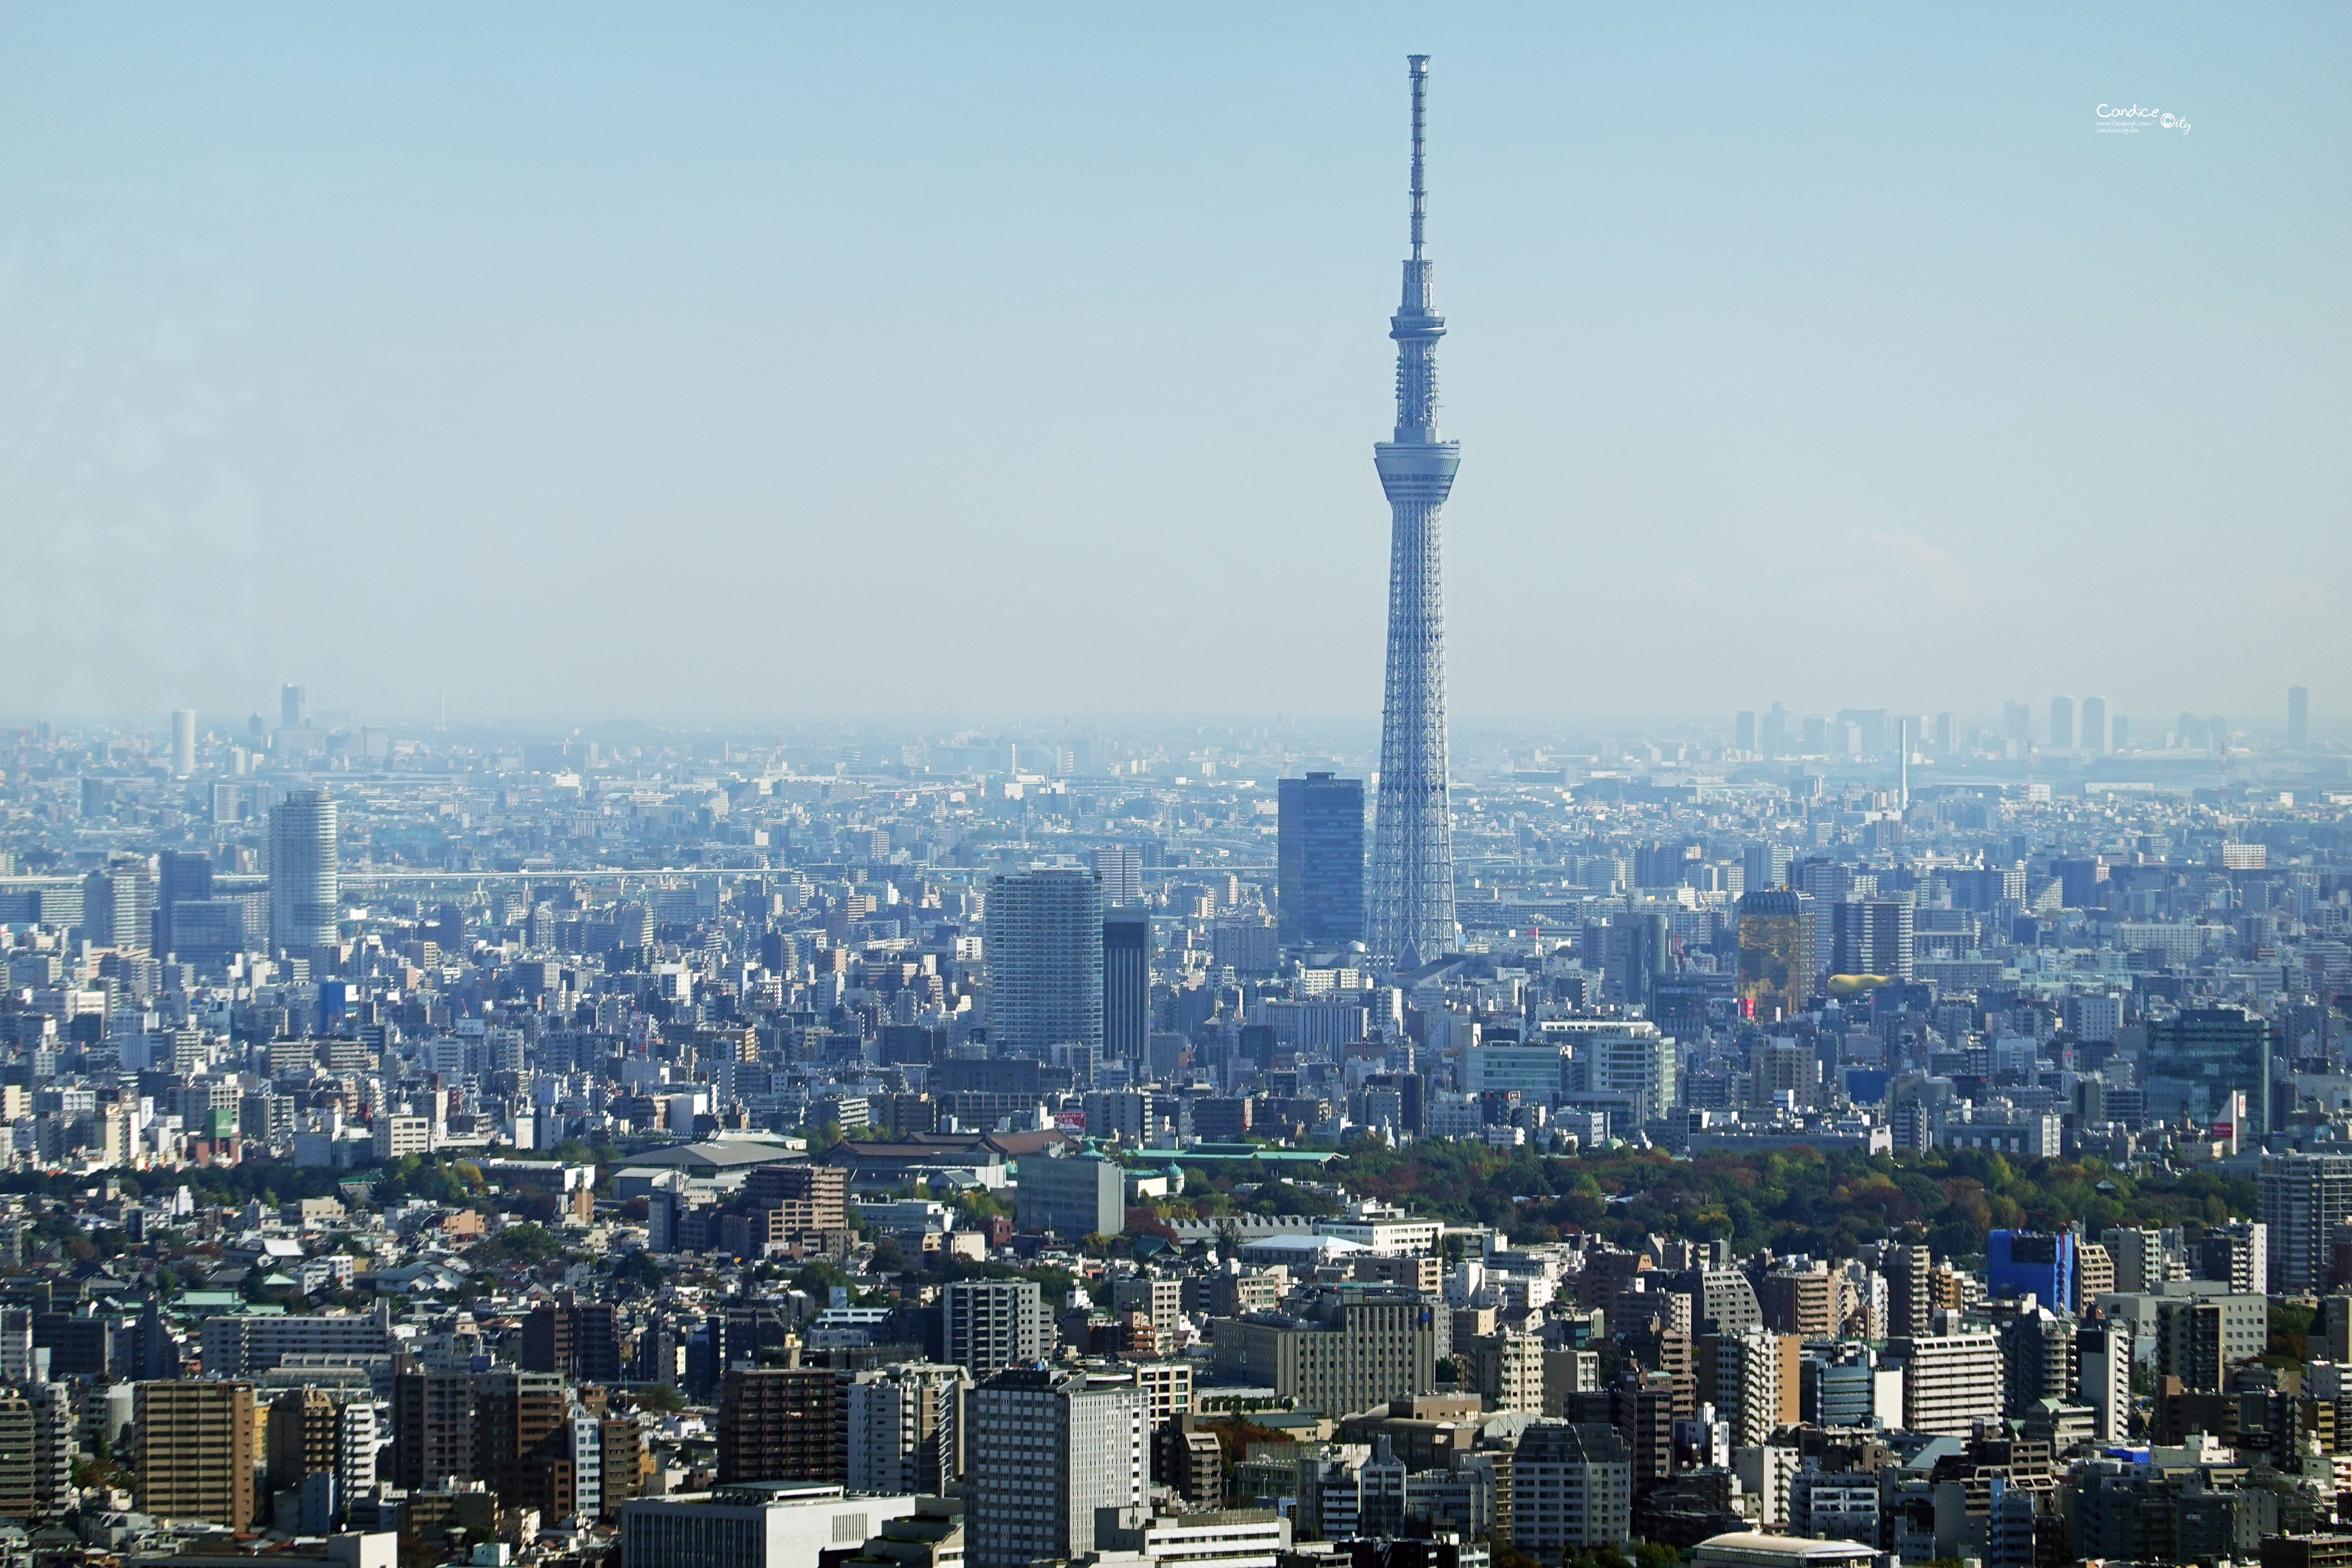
[3,6,2345,731]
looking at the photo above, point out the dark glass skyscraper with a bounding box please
[1278,772,1365,948]
[156,849,213,959]
[1102,907,1151,1065]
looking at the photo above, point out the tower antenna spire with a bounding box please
[1408,54,1428,262]
[1369,53,1461,972]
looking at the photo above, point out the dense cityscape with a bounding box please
[6,28,2347,1568]
[0,660,2345,1568]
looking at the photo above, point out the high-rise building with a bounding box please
[0,1384,72,1522]
[1829,898,1913,980]
[2199,1219,2268,1296]
[2049,696,2075,751]
[2155,1298,2229,1393]
[1740,843,1792,894]
[1366,56,1460,971]
[2075,1316,2130,1443]
[2002,702,2032,746]
[2260,1152,2352,1293]
[1736,890,1813,1020]
[1884,1246,1931,1340]
[268,789,340,954]
[2081,695,2109,755]
[339,1400,379,1505]
[1760,1267,1839,1340]
[1697,1329,1797,1449]
[968,1366,1145,1568]
[1890,1332,2003,1437]
[942,1280,1046,1380]
[2101,1228,2171,1295]
[846,1363,968,1496]
[1510,1422,1632,1555]
[1277,772,1366,948]
[597,1412,641,1520]
[983,867,1102,1065]
[156,850,213,959]
[1600,912,1670,1004]
[1103,909,1150,1066]
[472,1366,568,1517]
[171,709,196,777]
[2075,1241,2115,1310]
[281,683,306,729]
[521,1296,622,1384]
[2000,1308,2076,1417]
[265,1387,341,1497]
[82,860,154,953]
[2289,685,2311,749]
[1834,708,1889,758]
[136,1380,258,1528]
[716,1368,841,1485]
[393,1369,476,1489]
[1461,1329,1546,1415]
[2147,1006,2271,1142]
[1087,846,1142,907]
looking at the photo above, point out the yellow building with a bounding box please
[1736,890,1813,1021]
[137,1380,258,1528]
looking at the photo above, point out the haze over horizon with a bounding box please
[4,6,2346,726]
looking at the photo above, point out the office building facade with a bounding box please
[2148,1006,2271,1141]
[1103,908,1151,1066]
[969,1366,1146,1568]
[1014,1151,1124,1240]
[1213,1298,1437,1418]
[1277,772,1366,948]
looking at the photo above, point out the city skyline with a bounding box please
[4,15,2352,1558]
[4,7,2346,721]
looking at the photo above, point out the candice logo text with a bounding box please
[2096,103,2191,135]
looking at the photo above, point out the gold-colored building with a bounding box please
[1736,889,1813,1021]
[136,1380,258,1528]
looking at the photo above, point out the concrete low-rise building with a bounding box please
[620,1483,919,1568]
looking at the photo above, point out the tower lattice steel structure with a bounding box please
[1368,54,1459,970]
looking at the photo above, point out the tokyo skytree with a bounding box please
[1367,54,1459,970]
